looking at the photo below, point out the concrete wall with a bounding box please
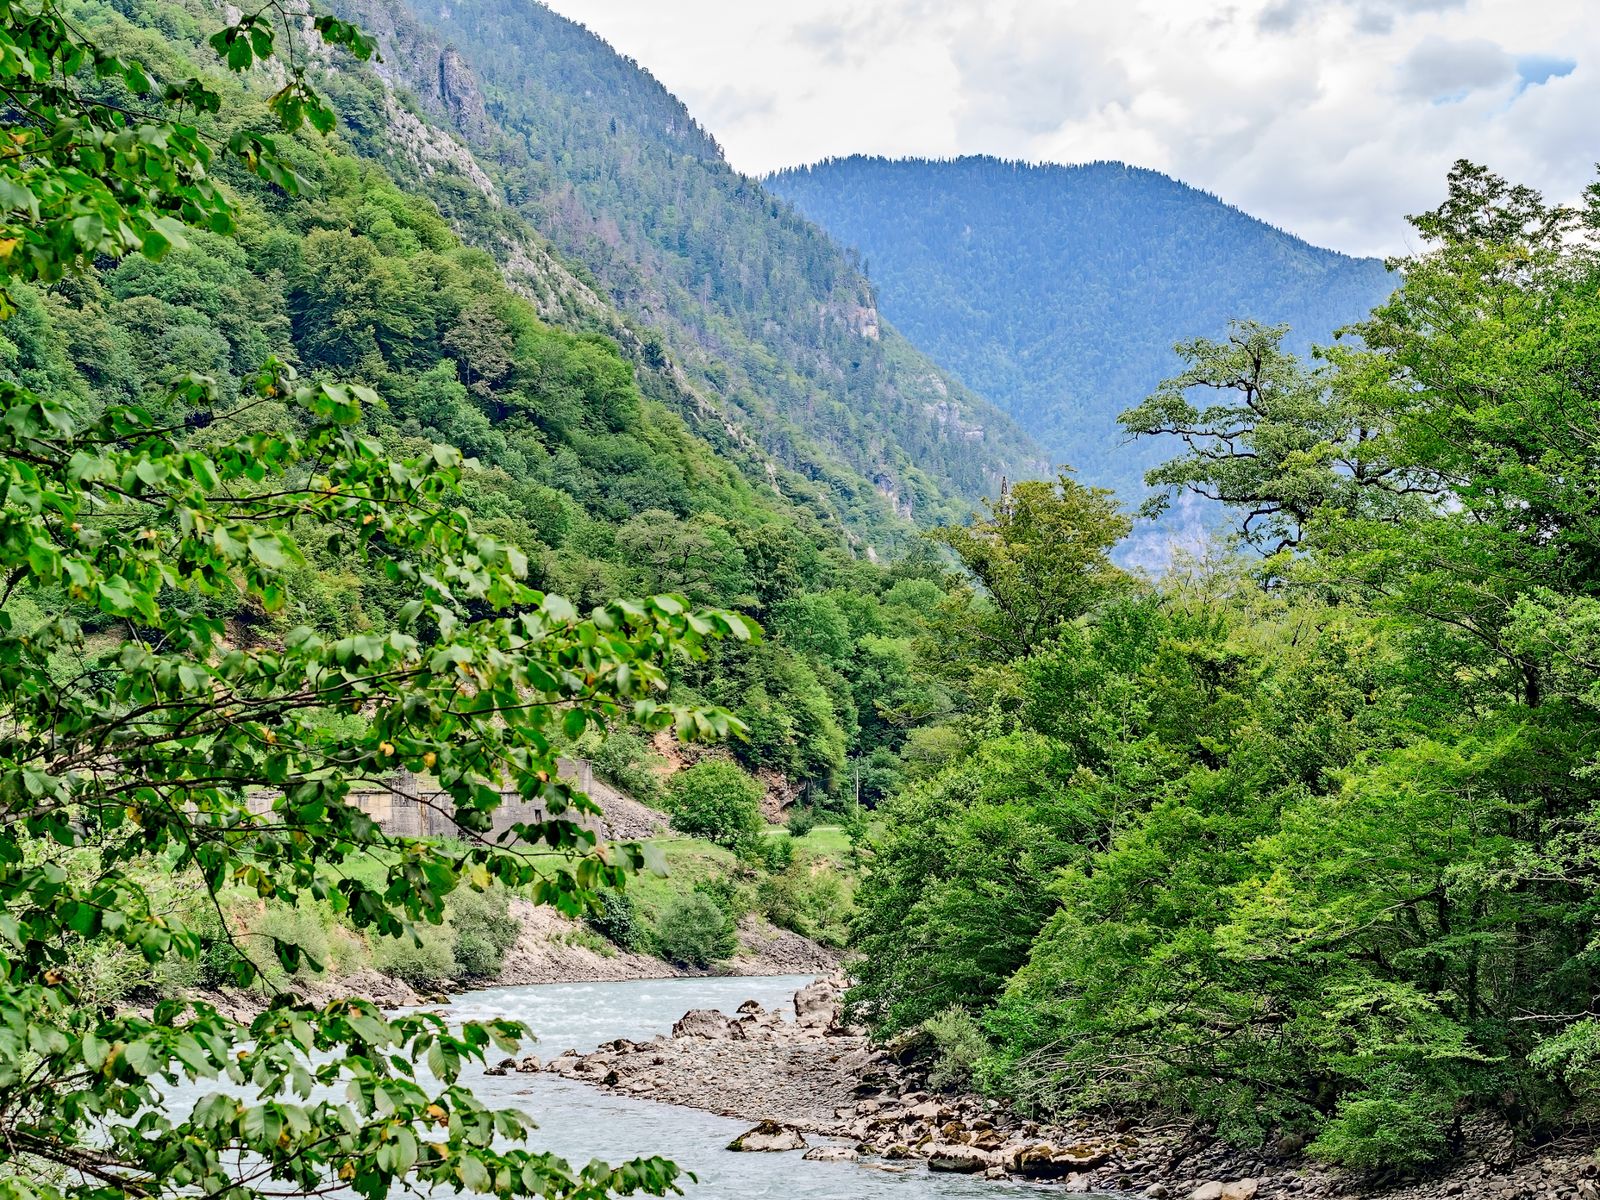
[245,758,616,844]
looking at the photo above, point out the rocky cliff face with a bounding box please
[437,45,488,139]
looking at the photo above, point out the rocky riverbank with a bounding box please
[492,900,839,985]
[524,977,1600,1200]
[185,903,839,1020]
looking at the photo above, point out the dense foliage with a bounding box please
[848,162,1600,1170]
[665,760,765,849]
[766,155,1395,509]
[0,0,990,806]
[15,0,1598,1179]
[0,5,761,1199]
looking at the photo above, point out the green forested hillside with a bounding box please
[325,0,1044,542]
[849,162,1600,1171]
[1,0,975,809]
[12,0,1600,1190]
[766,155,1396,501]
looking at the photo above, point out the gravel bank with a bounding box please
[526,978,1600,1200]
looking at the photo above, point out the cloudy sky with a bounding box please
[539,0,1590,258]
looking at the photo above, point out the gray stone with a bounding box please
[726,1121,806,1152]
[672,1009,731,1039]
[801,1145,859,1162]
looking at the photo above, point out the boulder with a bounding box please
[726,1121,807,1152]
[515,1056,541,1073]
[802,1145,859,1162]
[1012,1143,1114,1179]
[1222,1182,1259,1200]
[1191,1186,1224,1200]
[672,1009,731,1039]
[926,1145,991,1174]
[793,977,841,1029]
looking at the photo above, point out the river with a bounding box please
[165,973,1118,1198]
[436,974,1118,1199]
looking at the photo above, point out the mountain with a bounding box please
[325,0,1045,550]
[21,0,997,798]
[765,155,1396,501]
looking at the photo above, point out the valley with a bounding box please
[2,4,1598,1200]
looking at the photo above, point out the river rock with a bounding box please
[727,1121,807,1152]
[672,1009,731,1039]
[516,1055,541,1073]
[802,1145,859,1162]
[1012,1143,1114,1178]
[793,976,841,1030]
[926,1144,992,1173]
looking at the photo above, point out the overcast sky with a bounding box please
[539,0,1590,258]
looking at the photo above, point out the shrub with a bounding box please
[449,887,520,980]
[654,892,739,966]
[785,806,818,838]
[244,905,335,993]
[1308,1070,1451,1169]
[589,731,665,802]
[372,923,458,990]
[667,760,765,848]
[752,832,795,872]
[756,854,848,946]
[923,1006,990,1092]
[587,887,647,952]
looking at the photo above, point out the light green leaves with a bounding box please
[0,355,739,1200]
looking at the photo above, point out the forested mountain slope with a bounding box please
[766,156,1395,499]
[326,0,1044,542]
[5,0,988,807]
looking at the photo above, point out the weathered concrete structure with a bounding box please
[246,758,660,844]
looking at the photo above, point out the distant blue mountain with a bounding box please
[767,155,1396,504]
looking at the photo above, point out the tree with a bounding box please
[666,760,765,848]
[1118,321,1429,552]
[0,8,754,1200]
[929,473,1129,662]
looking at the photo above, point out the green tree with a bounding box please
[666,760,766,848]
[930,473,1129,662]
[1119,320,1428,551]
[653,892,738,966]
[0,8,752,1200]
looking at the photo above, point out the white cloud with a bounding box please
[537,0,1593,257]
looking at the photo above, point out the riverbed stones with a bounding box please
[801,1145,858,1162]
[549,975,1600,1200]
[1191,1182,1259,1200]
[670,1009,730,1038]
[925,1144,993,1173]
[727,1121,806,1152]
